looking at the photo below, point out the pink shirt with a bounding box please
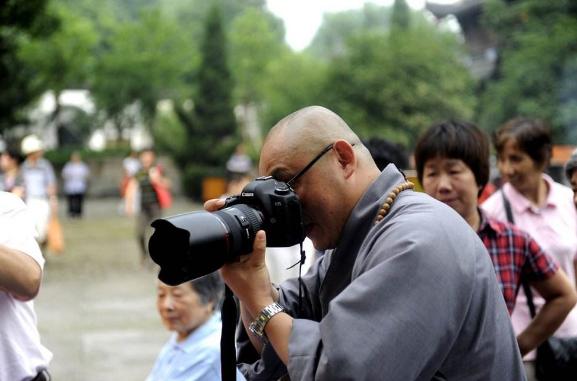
[482,174,577,360]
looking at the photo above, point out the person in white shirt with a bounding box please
[20,134,57,244]
[61,151,90,218]
[0,191,52,380]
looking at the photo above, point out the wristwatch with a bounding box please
[249,302,285,339]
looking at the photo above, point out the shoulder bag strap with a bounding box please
[501,190,537,318]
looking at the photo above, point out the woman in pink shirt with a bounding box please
[482,117,577,379]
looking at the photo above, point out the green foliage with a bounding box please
[92,9,191,121]
[3,0,488,169]
[479,0,577,142]
[322,19,476,147]
[18,4,98,93]
[260,51,329,131]
[229,7,285,104]
[151,103,188,159]
[181,164,227,200]
[191,5,238,166]
[0,0,57,131]
[168,5,238,199]
[307,4,391,60]
[391,0,410,31]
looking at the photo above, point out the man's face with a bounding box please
[156,281,213,341]
[571,170,577,208]
[421,156,479,224]
[260,140,346,251]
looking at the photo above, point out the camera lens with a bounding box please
[148,205,264,285]
[148,176,305,286]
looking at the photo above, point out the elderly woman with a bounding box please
[147,272,245,381]
[482,117,577,380]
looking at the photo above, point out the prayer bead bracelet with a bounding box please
[374,181,415,224]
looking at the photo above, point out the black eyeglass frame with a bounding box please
[286,142,356,188]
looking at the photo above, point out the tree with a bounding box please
[91,8,191,138]
[479,0,577,142]
[0,0,57,132]
[18,3,98,145]
[322,15,476,147]
[307,4,392,60]
[171,5,238,199]
[229,7,285,149]
[193,4,237,165]
[260,51,328,133]
[391,0,410,31]
[229,8,284,105]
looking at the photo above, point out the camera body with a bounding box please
[224,176,304,247]
[148,176,305,285]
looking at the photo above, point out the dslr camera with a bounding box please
[148,176,305,285]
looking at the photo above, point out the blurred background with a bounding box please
[3,0,577,195]
[2,0,577,379]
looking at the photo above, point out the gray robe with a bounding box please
[239,165,526,381]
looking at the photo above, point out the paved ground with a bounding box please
[35,198,201,381]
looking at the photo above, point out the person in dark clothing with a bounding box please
[125,148,170,265]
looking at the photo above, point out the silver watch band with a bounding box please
[249,302,285,339]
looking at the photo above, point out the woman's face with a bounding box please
[497,138,544,194]
[0,153,16,171]
[421,156,480,225]
[156,281,213,342]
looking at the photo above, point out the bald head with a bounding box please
[260,106,376,175]
[265,106,360,154]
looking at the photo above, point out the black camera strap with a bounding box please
[286,242,307,315]
[220,243,308,380]
[221,285,238,381]
[501,190,538,318]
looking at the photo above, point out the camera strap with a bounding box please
[220,285,238,381]
[297,242,306,315]
[286,242,307,315]
[220,243,307,380]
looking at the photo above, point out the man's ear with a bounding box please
[333,140,356,179]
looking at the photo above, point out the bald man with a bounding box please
[208,106,526,380]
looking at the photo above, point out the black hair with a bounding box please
[414,120,490,194]
[2,147,24,164]
[363,137,409,170]
[493,117,552,168]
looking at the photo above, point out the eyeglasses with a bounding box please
[286,142,356,188]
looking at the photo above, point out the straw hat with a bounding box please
[21,134,44,155]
